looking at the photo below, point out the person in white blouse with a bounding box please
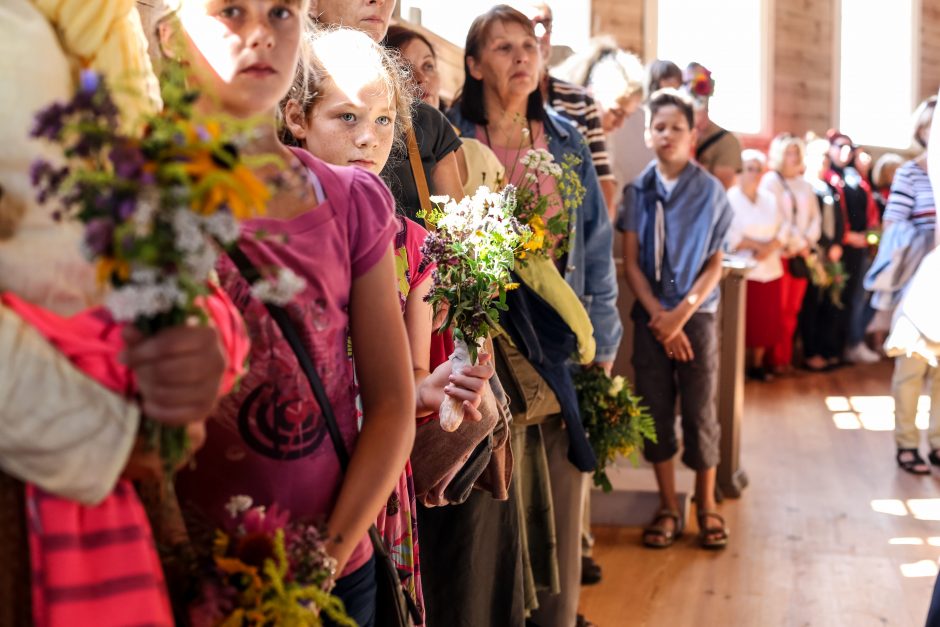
[759,135,822,374]
[727,150,788,381]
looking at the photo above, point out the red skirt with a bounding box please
[745,277,784,349]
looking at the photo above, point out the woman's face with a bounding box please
[171,0,303,119]
[311,0,396,43]
[467,20,541,110]
[781,144,803,177]
[289,77,396,176]
[740,158,765,188]
[829,138,855,168]
[400,37,441,109]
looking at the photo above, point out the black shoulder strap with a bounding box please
[695,129,728,161]
[775,170,799,221]
[226,245,351,472]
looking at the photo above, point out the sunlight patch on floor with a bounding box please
[872,499,909,516]
[900,560,939,578]
[908,499,940,521]
[826,395,931,431]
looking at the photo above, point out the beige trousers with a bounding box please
[893,355,940,450]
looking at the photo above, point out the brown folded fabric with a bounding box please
[0,470,32,627]
[412,384,498,499]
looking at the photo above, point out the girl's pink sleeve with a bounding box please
[202,283,250,397]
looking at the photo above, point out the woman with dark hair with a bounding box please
[825,130,882,364]
[385,25,445,111]
[646,58,683,98]
[443,6,621,627]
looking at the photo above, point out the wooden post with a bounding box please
[716,267,749,498]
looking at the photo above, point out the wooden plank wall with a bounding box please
[591,0,940,142]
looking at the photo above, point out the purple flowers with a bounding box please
[83,218,114,258]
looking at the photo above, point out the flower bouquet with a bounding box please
[573,365,657,492]
[30,68,303,473]
[419,185,530,431]
[509,148,585,261]
[808,253,849,308]
[190,496,353,627]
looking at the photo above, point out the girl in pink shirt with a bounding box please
[157,2,416,624]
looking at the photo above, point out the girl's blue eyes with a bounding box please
[341,113,393,126]
[217,4,294,21]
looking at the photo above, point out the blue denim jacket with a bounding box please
[448,106,623,362]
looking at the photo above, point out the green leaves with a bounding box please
[574,366,658,492]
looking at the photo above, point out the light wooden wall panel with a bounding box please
[921,0,940,101]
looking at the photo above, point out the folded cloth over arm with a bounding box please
[0,302,140,505]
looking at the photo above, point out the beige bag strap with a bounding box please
[407,128,433,214]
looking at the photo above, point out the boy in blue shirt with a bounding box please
[617,88,734,550]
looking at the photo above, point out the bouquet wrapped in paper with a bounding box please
[419,186,530,431]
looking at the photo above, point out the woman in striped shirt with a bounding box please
[883,97,939,474]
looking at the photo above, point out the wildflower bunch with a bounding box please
[419,185,530,430]
[573,365,657,492]
[29,68,303,471]
[509,148,585,260]
[191,496,353,627]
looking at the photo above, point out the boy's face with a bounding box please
[647,104,695,165]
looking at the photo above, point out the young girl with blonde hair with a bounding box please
[281,27,500,620]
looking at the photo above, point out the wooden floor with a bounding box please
[579,360,940,627]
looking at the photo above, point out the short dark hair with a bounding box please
[454,4,544,126]
[647,88,694,129]
[646,59,682,98]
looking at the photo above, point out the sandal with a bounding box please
[697,510,729,550]
[929,450,940,468]
[642,509,683,549]
[897,448,931,475]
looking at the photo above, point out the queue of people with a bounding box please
[1,1,938,627]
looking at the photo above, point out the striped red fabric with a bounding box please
[2,286,249,626]
[27,481,173,627]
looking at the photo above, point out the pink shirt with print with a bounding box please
[177,149,397,576]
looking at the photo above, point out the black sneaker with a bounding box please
[581,555,602,585]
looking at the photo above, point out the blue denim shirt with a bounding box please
[448,106,623,362]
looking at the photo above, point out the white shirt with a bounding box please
[727,186,787,282]
[759,172,822,255]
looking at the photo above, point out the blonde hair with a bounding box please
[767,133,806,172]
[873,153,904,188]
[552,36,644,101]
[741,149,767,167]
[280,26,414,146]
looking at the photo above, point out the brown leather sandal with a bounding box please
[642,509,684,549]
[697,510,729,550]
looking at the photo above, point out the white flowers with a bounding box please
[519,149,562,178]
[250,267,307,306]
[609,375,626,396]
[105,280,187,322]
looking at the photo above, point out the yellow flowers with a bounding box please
[523,215,546,253]
[96,257,129,284]
[183,150,270,220]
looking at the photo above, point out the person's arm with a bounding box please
[406,278,492,420]
[0,304,140,504]
[329,247,415,572]
[576,144,623,370]
[649,250,724,343]
[600,178,617,219]
[430,150,465,201]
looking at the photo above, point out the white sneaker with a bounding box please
[844,342,881,364]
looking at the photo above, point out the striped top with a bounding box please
[884,160,936,231]
[546,76,614,182]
